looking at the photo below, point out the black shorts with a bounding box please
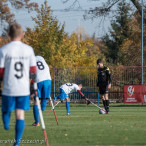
[99,85,108,94]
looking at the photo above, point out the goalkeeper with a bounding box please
[53,83,89,115]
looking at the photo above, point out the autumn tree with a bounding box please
[25,1,98,67]
[121,14,146,66]
[0,0,38,34]
[102,0,132,64]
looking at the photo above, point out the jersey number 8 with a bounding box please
[37,61,45,70]
[66,83,73,86]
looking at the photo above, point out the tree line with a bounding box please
[0,0,145,67]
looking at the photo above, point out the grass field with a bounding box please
[0,103,146,146]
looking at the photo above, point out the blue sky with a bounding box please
[14,0,113,38]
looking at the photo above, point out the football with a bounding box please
[99,109,106,114]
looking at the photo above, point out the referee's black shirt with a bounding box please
[97,66,112,87]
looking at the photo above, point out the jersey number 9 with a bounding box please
[14,62,23,79]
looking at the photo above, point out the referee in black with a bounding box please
[96,59,112,114]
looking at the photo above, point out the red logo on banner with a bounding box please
[124,85,146,103]
[127,86,134,97]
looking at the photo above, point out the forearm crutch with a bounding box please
[36,96,49,146]
[49,97,59,125]
[48,100,61,114]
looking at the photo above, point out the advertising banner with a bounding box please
[124,85,146,103]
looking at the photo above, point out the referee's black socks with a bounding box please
[102,100,106,108]
[105,100,109,112]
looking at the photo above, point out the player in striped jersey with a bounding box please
[31,56,51,126]
[53,83,88,115]
[0,23,37,146]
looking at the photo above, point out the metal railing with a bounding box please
[50,66,146,103]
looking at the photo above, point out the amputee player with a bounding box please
[96,59,112,114]
[31,56,51,126]
[53,83,88,115]
[0,23,37,146]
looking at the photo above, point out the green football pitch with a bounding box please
[0,103,146,146]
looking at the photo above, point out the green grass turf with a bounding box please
[0,103,146,146]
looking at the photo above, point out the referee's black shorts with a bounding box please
[98,85,108,94]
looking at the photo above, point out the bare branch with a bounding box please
[61,0,146,19]
[86,0,120,18]
[130,0,143,15]
[0,0,39,34]
[61,0,70,4]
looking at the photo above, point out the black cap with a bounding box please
[97,59,102,64]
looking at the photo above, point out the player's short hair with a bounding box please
[97,59,102,65]
[77,83,83,87]
[8,23,23,39]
